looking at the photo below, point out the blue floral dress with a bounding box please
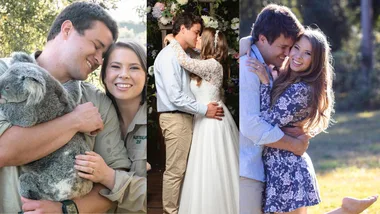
[260,82,321,213]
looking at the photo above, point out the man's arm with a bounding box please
[21,184,113,213]
[157,52,208,115]
[74,184,113,213]
[266,134,310,156]
[239,36,252,57]
[239,55,308,155]
[0,102,103,167]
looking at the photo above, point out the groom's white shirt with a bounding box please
[239,44,284,182]
[154,40,207,115]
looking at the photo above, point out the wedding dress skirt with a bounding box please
[178,80,239,214]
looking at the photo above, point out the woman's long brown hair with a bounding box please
[271,28,335,133]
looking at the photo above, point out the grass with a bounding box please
[307,110,380,213]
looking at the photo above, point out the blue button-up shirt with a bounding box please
[154,41,208,115]
[239,44,284,182]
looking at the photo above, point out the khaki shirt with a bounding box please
[125,103,147,178]
[101,103,147,213]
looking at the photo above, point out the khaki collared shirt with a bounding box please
[100,103,147,214]
[125,103,147,177]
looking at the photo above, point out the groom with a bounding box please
[153,12,223,214]
[239,4,309,214]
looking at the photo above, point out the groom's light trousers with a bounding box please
[159,113,193,214]
[240,177,265,214]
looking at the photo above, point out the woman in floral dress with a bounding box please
[250,28,335,213]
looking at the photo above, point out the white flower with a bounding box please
[170,3,177,13]
[148,107,153,114]
[148,66,154,76]
[176,0,188,6]
[231,22,239,30]
[201,15,218,29]
[146,6,152,13]
[231,17,239,24]
[230,18,239,30]
[159,16,173,25]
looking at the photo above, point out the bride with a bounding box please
[166,28,239,214]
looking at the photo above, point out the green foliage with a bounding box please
[0,0,120,58]
[0,0,59,57]
[333,26,380,111]
[297,0,350,51]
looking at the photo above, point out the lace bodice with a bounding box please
[170,40,223,89]
[190,79,221,104]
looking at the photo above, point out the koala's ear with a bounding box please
[10,52,36,65]
[0,60,8,76]
[22,72,46,106]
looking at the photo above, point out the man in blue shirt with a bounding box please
[239,4,309,214]
[154,13,223,214]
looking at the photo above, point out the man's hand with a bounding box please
[21,197,62,214]
[291,134,311,156]
[75,151,116,190]
[206,102,224,120]
[281,126,305,137]
[71,102,104,135]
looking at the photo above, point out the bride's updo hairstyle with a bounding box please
[200,28,228,63]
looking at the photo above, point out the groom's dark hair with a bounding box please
[47,2,118,42]
[252,4,303,44]
[172,12,203,36]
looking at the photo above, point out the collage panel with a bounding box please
[0,0,379,214]
[147,0,239,213]
[240,0,379,213]
[0,1,147,213]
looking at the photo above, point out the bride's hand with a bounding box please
[75,151,115,189]
[246,58,269,84]
[164,34,175,46]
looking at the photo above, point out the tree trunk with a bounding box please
[361,0,373,89]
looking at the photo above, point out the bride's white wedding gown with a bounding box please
[170,40,239,214]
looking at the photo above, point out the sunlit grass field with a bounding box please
[308,110,380,213]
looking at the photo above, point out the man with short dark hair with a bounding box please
[154,12,223,214]
[0,2,145,213]
[239,4,308,214]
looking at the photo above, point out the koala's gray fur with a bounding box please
[0,52,92,201]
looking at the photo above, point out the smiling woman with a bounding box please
[100,41,148,178]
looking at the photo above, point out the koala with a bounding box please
[0,52,92,201]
